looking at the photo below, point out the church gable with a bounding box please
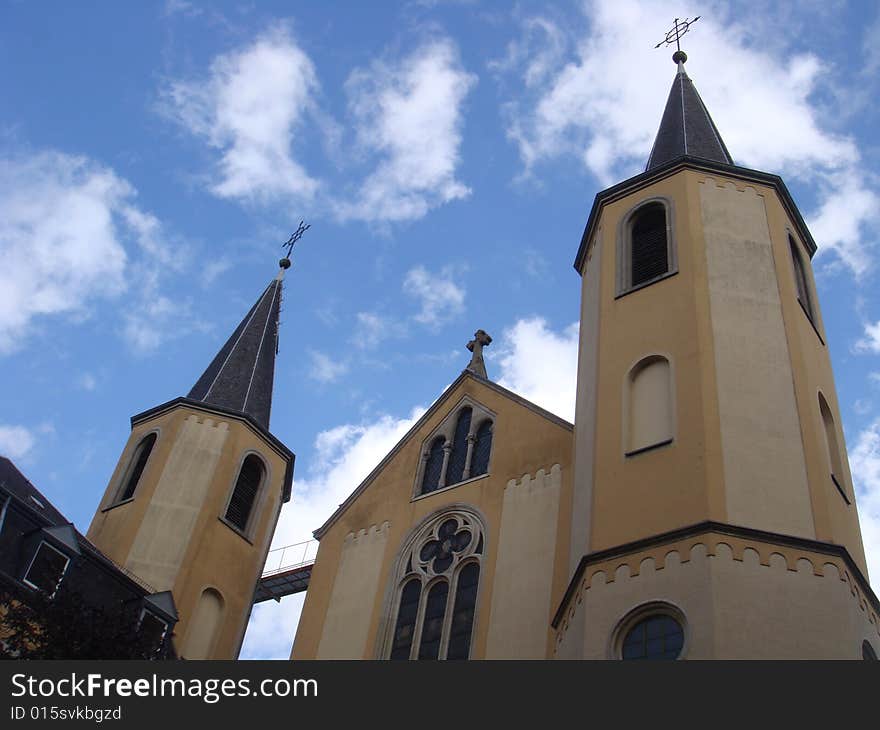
[293,371,574,659]
[313,371,572,541]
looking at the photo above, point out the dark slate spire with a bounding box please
[188,270,284,430]
[645,52,734,171]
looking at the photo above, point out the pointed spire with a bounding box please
[645,51,734,171]
[465,329,492,379]
[187,269,284,430]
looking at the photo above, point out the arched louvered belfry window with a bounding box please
[630,202,669,287]
[789,234,815,321]
[444,407,472,486]
[421,436,446,495]
[116,432,157,503]
[384,508,485,660]
[224,454,265,533]
[470,420,493,477]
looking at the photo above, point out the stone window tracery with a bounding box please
[416,400,494,497]
[386,509,484,660]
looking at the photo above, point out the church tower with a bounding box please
[87,260,295,659]
[557,46,879,659]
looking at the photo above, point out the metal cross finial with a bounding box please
[283,220,311,259]
[655,16,700,62]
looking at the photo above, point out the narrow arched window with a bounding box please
[390,579,421,660]
[224,454,264,532]
[182,588,224,659]
[421,436,446,495]
[819,393,849,504]
[417,580,449,660]
[446,562,480,660]
[789,234,814,320]
[470,420,493,477]
[117,433,157,503]
[444,407,472,486]
[384,509,484,660]
[627,356,673,455]
[630,203,668,287]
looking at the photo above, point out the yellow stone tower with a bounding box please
[87,263,294,659]
[555,47,877,658]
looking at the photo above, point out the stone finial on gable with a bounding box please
[466,329,492,379]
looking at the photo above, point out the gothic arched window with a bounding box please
[384,509,484,660]
[444,407,472,486]
[421,436,446,494]
[224,454,265,533]
[470,420,493,477]
[416,401,494,496]
[116,432,157,504]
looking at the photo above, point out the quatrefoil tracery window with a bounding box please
[417,400,494,497]
[388,510,484,660]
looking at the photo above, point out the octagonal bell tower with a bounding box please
[87,259,295,659]
[556,48,878,659]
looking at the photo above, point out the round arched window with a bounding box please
[621,614,684,660]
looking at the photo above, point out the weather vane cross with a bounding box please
[282,220,311,259]
[655,16,700,60]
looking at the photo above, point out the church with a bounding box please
[5,44,878,660]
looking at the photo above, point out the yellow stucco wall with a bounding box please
[291,374,573,659]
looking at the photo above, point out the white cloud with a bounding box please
[0,424,36,460]
[495,317,579,422]
[336,39,476,223]
[240,407,425,659]
[855,320,880,354]
[308,349,348,383]
[403,265,466,327]
[162,26,320,203]
[77,373,97,391]
[352,311,392,350]
[848,419,880,584]
[498,0,875,276]
[0,151,165,354]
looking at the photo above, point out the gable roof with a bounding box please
[313,370,572,539]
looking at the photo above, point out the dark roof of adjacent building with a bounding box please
[0,456,68,526]
[645,61,733,171]
[187,275,283,430]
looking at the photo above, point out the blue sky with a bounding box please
[2,0,880,659]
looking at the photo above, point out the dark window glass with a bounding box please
[139,611,168,653]
[446,563,480,660]
[24,542,69,594]
[417,581,449,660]
[225,455,264,532]
[118,433,157,502]
[390,580,421,660]
[421,436,445,494]
[864,641,878,661]
[630,204,668,287]
[470,420,493,477]
[789,235,813,319]
[444,408,472,486]
[621,615,683,660]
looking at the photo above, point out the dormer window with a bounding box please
[137,608,169,656]
[415,399,494,498]
[23,541,70,596]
